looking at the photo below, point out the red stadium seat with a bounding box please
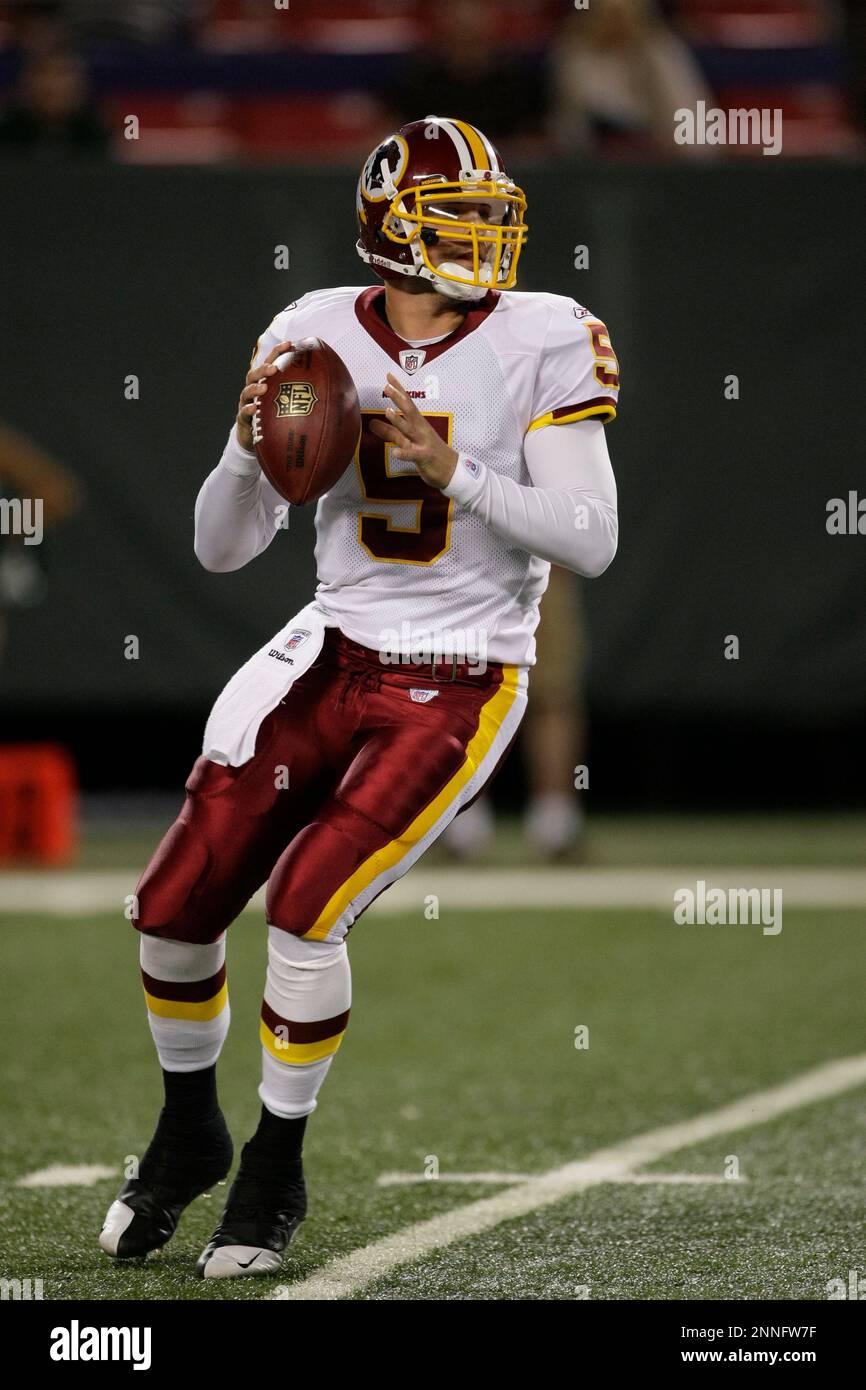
[203,0,422,53]
[673,1,840,47]
[202,0,552,54]
[104,93,240,163]
[712,83,859,155]
[671,1,857,157]
[232,93,388,159]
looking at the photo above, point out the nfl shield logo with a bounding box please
[284,628,311,651]
[399,349,426,375]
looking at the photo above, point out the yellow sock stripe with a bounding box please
[144,982,228,1022]
[259,1018,346,1065]
[303,667,521,942]
[451,118,489,170]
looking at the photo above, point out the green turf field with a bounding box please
[1,887,863,1300]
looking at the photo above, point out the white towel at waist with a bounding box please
[202,599,334,767]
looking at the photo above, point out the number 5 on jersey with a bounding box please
[586,321,620,391]
[355,410,454,564]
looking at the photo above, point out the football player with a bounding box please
[100,116,619,1278]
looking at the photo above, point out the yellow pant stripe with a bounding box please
[259,1019,345,1065]
[144,982,228,1022]
[303,667,521,942]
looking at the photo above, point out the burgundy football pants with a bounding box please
[134,629,526,946]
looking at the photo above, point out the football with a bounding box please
[252,337,361,505]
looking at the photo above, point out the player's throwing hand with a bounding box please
[371,374,459,489]
[236,340,295,451]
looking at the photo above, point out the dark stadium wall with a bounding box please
[0,163,864,806]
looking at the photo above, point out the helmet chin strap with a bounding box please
[430,263,491,302]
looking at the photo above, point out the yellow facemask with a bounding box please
[383,178,528,290]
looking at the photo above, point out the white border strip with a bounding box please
[4,866,866,916]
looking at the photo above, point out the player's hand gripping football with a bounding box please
[370,375,459,490]
[236,340,295,452]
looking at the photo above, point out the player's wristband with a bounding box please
[221,425,262,479]
[442,452,487,505]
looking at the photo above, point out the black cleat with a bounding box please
[99,1109,233,1260]
[195,1142,306,1279]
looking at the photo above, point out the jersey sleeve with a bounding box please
[248,297,306,371]
[526,299,620,435]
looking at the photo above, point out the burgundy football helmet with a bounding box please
[356,115,528,302]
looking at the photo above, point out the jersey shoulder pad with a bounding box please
[541,292,602,336]
[269,286,365,336]
[526,294,620,433]
[493,290,598,350]
[251,287,365,368]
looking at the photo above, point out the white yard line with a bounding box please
[16,1164,116,1188]
[617,1173,737,1185]
[4,867,866,916]
[377,1171,533,1186]
[377,1170,736,1187]
[269,1052,866,1301]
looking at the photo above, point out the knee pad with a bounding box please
[139,933,225,982]
[264,927,351,1022]
[258,927,351,1116]
[261,927,350,1055]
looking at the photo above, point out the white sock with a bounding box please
[139,934,230,1073]
[525,792,585,855]
[259,927,351,1119]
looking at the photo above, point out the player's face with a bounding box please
[424,197,509,267]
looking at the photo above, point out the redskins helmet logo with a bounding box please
[360,134,409,202]
[275,382,318,418]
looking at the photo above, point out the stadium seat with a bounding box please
[673,1,840,47]
[671,1,856,155]
[232,92,388,159]
[105,93,239,163]
[712,82,859,154]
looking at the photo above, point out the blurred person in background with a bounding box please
[390,0,547,147]
[0,43,109,155]
[549,0,713,158]
[444,566,589,861]
[521,566,588,856]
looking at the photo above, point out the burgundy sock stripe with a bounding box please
[261,998,350,1044]
[140,964,226,1003]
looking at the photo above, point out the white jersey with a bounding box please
[251,286,620,667]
